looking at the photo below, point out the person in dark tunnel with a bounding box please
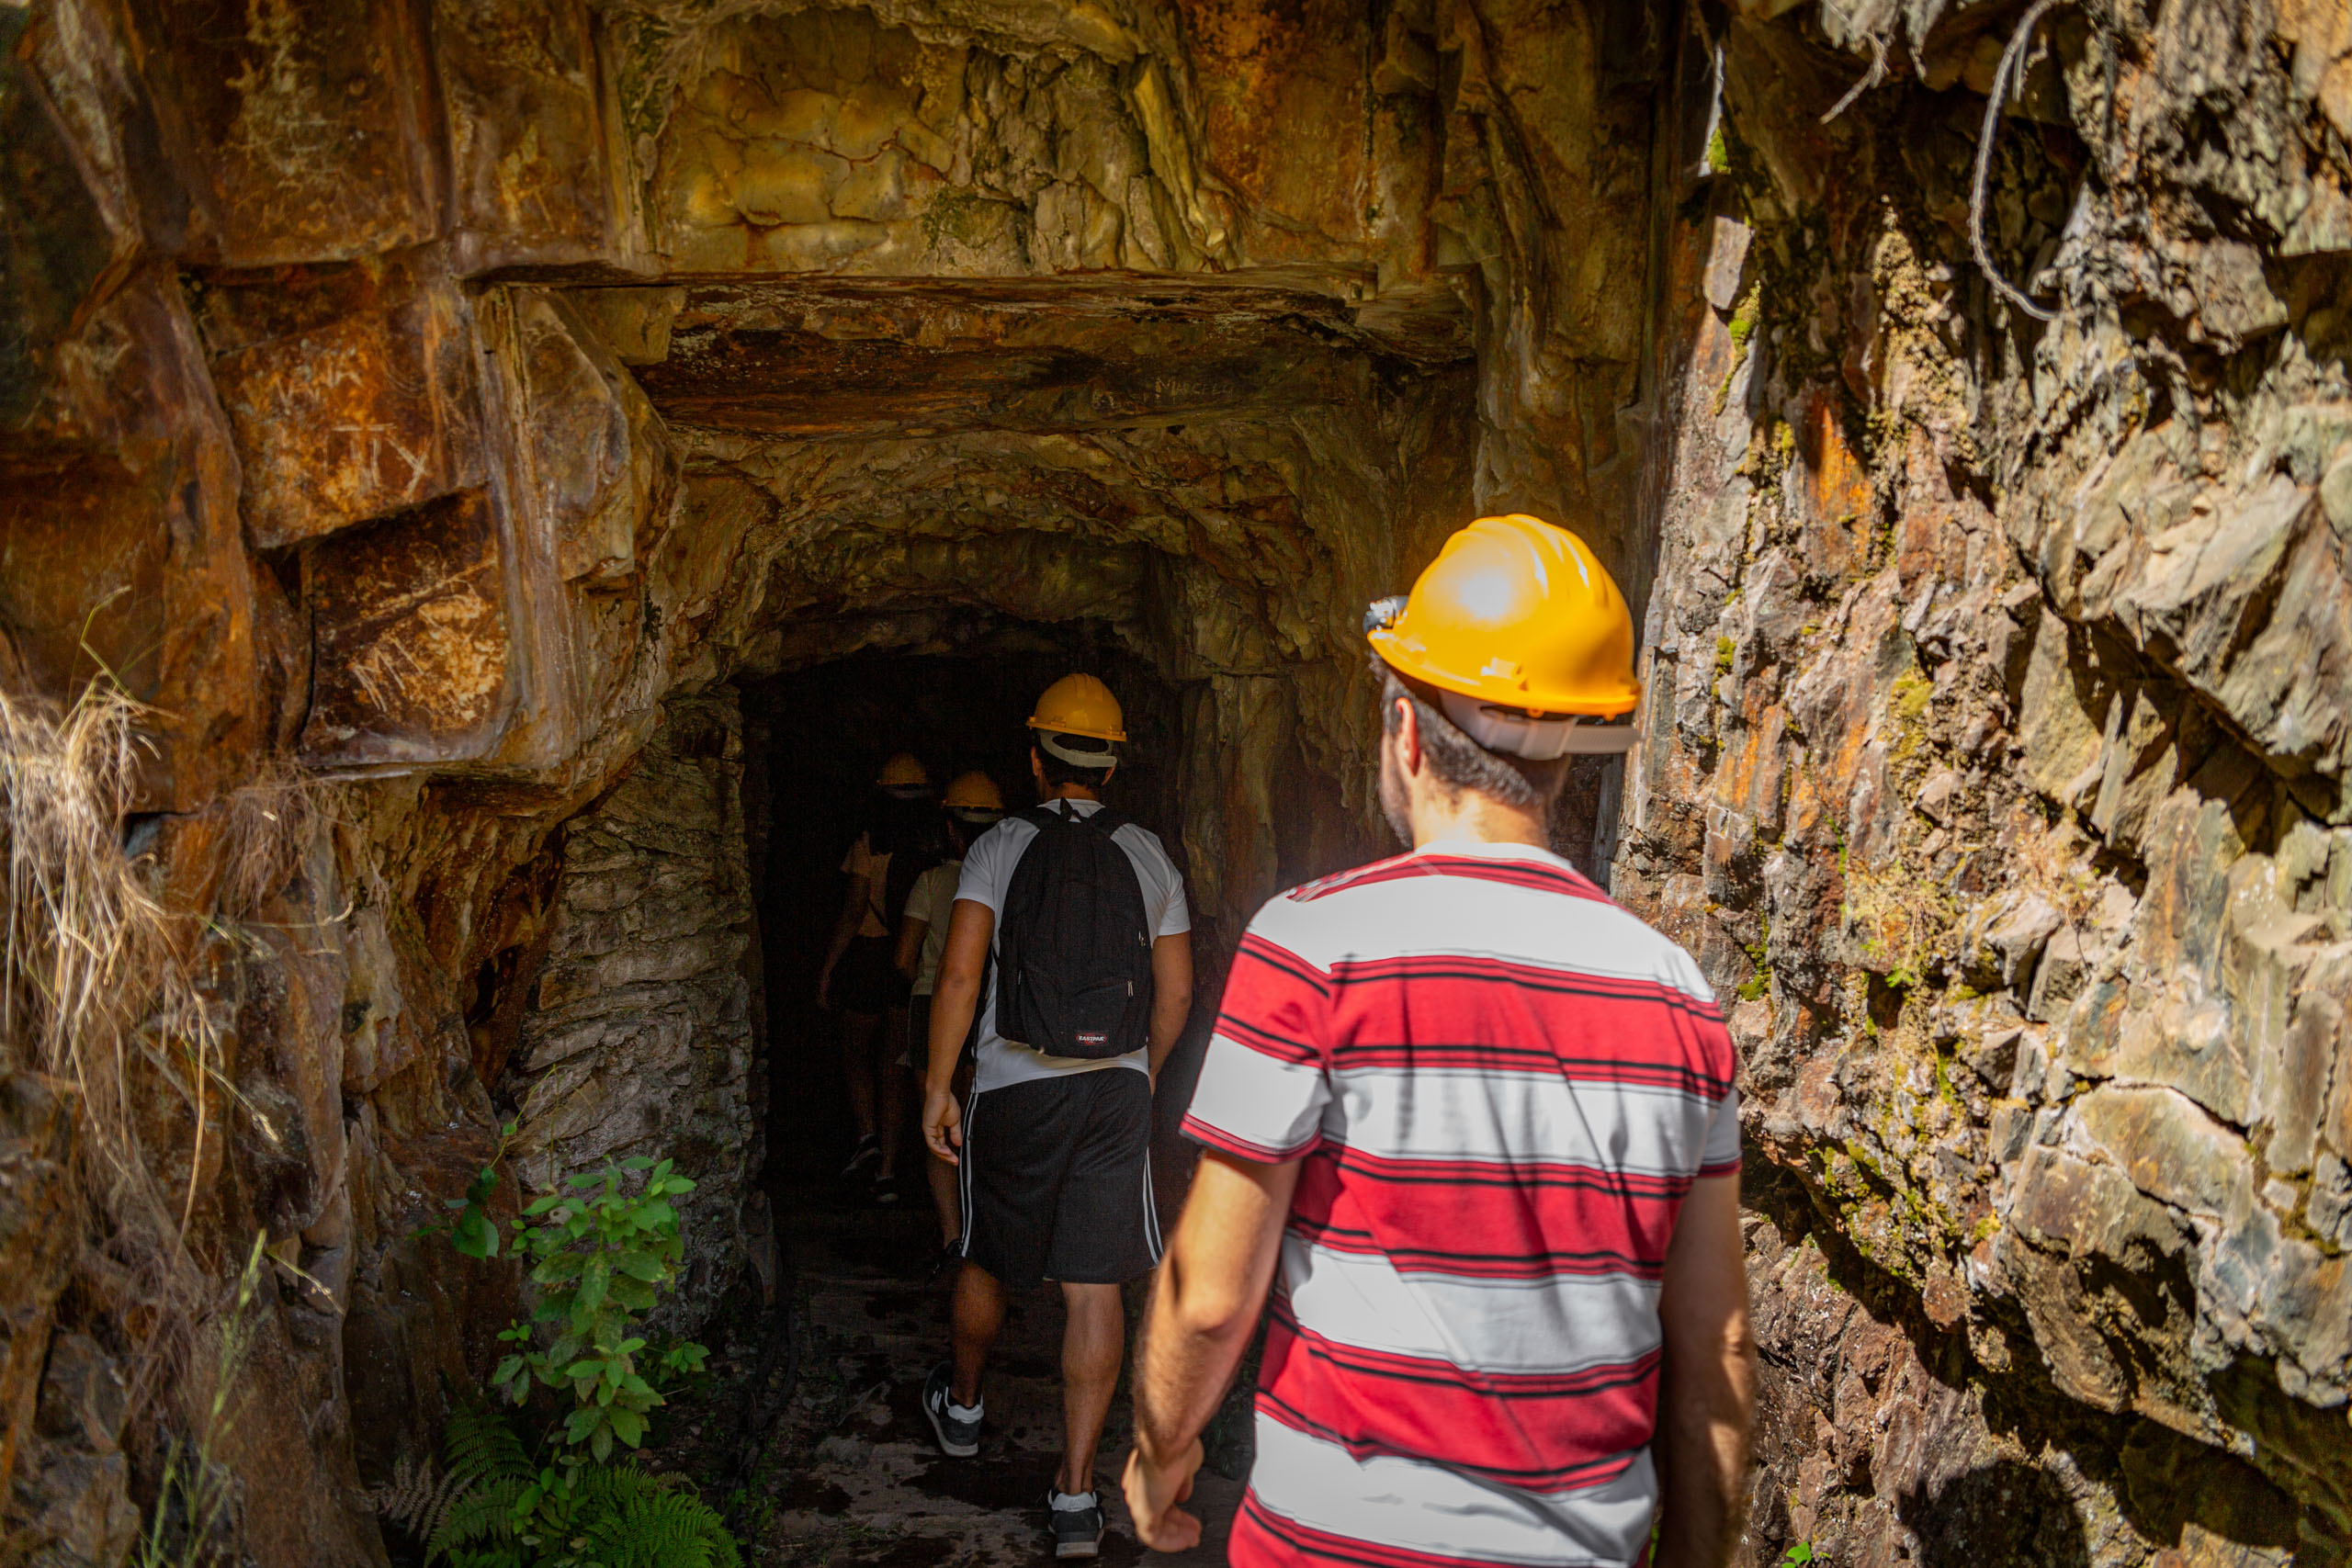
[897,768,1006,1262]
[916,675,1194,1560]
[819,751,945,1204]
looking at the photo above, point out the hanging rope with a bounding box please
[1969,0,2071,322]
[1821,32,1889,125]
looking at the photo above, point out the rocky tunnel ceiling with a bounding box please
[615,276,1474,434]
[604,272,1476,672]
[505,269,1485,796]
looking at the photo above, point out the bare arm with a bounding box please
[1653,1174,1755,1568]
[1124,1148,1300,1552]
[921,899,993,1163]
[893,915,928,981]
[1147,932,1193,1082]
[816,874,870,1006]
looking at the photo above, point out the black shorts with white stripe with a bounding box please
[958,1068,1160,1289]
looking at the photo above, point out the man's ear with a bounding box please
[1101,761,1118,785]
[1392,696,1422,777]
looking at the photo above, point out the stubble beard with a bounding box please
[1377,741,1413,847]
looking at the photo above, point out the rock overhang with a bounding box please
[621,272,1472,436]
[528,265,1481,691]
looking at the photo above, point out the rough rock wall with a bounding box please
[1615,1,2352,1561]
[39,0,2352,1561]
[0,1078,134,1568]
[510,690,760,1325]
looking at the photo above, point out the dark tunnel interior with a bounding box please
[738,628,1192,1195]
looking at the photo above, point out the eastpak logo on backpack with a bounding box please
[994,802,1154,1061]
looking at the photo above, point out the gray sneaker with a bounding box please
[1047,1491,1103,1559]
[922,1363,980,1458]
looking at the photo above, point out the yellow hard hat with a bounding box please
[944,771,1004,813]
[876,752,931,790]
[1027,674,1126,743]
[1366,515,1641,758]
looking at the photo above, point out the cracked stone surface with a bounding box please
[1617,0,2352,1561]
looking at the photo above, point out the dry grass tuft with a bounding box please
[133,1233,270,1568]
[214,761,326,924]
[1841,857,1959,994]
[0,680,214,1390]
[0,680,323,1417]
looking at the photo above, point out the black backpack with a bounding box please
[994,803,1154,1059]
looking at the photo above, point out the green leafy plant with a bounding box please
[1781,1543,1817,1565]
[413,1118,519,1261]
[435,1122,517,1261]
[380,1153,741,1566]
[492,1156,709,1461]
[420,1402,739,1568]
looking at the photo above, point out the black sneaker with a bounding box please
[841,1134,879,1180]
[922,1363,980,1458]
[1046,1491,1103,1559]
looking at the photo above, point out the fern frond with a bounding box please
[425,1477,524,1564]
[372,1453,474,1545]
[573,1463,741,1568]
[370,1455,435,1533]
[440,1401,531,1492]
[445,1549,528,1568]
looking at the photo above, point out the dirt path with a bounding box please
[706,1184,1241,1566]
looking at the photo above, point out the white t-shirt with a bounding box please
[953,799,1190,1092]
[903,859,961,998]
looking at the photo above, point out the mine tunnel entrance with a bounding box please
[739,629,1190,1197]
[480,254,1490,1555]
[702,628,1275,1561]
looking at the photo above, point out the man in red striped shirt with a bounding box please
[1125,516,1755,1567]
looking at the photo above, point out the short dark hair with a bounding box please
[1374,660,1572,817]
[1035,732,1119,790]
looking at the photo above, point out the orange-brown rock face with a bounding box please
[1,0,2346,1563]
[193,254,488,552]
[1617,2,2352,1561]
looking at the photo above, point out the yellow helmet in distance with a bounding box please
[876,752,932,795]
[944,771,1005,822]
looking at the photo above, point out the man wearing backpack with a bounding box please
[918,673,1193,1560]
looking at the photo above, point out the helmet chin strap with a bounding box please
[1037,731,1117,769]
[1437,689,1637,760]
